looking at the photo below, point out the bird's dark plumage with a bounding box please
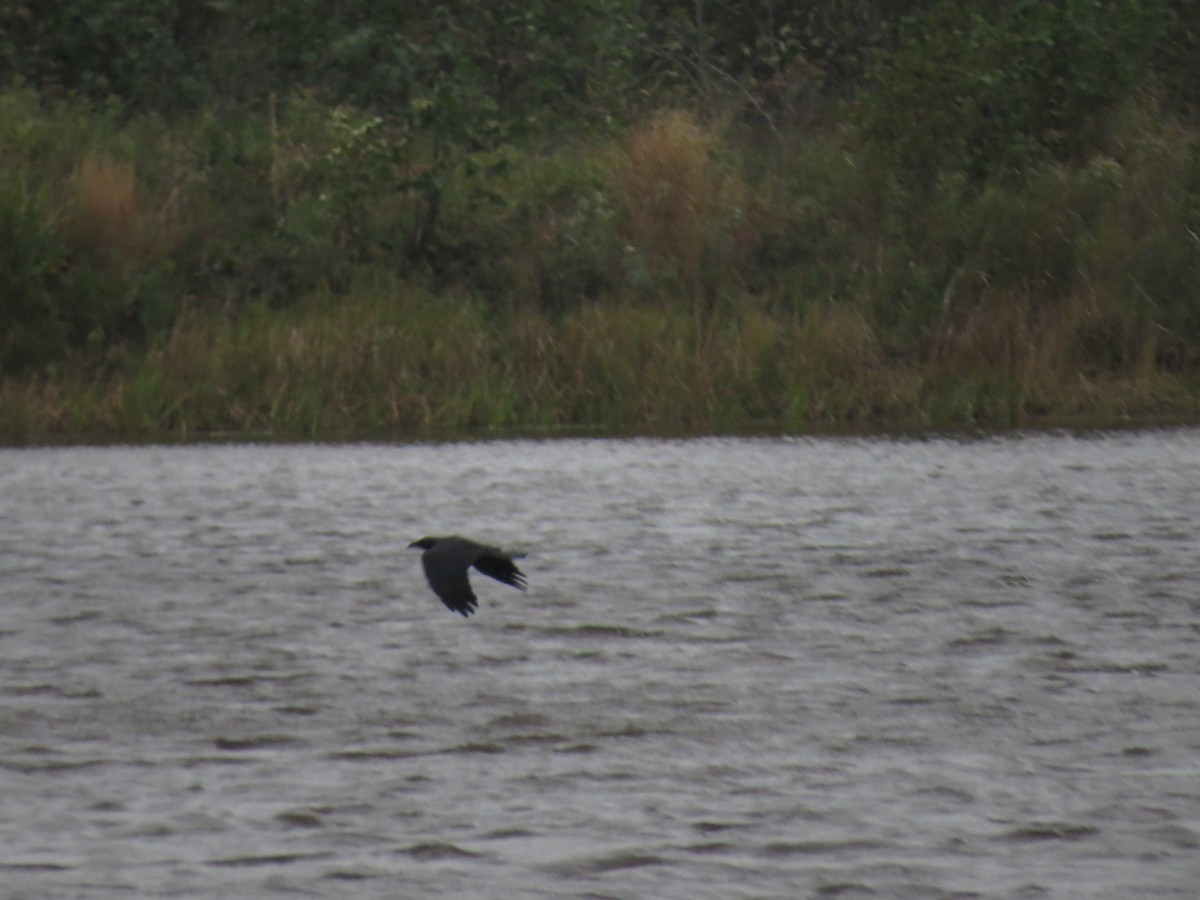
[408,535,527,617]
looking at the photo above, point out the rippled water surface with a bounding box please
[2,431,1198,898]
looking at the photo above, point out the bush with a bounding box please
[0,168,69,372]
[861,0,1163,182]
[0,91,186,374]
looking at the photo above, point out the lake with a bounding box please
[1,430,1198,898]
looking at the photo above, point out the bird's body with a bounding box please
[408,535,527,616]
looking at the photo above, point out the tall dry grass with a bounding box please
[71,156,140,263]
[0,276,929,438]
[610,110,728,297]
[4,277,1197,441]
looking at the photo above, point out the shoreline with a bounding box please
[5,409,1198,450]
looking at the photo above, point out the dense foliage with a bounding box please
[2,1,1199,435]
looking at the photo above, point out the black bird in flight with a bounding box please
[408,536,527,617]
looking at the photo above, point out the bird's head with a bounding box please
[408,537,438,550]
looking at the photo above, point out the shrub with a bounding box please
[861,0,1163,182]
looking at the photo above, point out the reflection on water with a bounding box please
[1,431,1198,897]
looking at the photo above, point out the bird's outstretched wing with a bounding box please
[473,551,527,591]
[421,545,479,616]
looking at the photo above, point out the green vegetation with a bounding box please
[2,1,1200,441]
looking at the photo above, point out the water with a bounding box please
[1,431,1198,898]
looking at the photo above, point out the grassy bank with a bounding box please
[3,85,1200,442]
[4,273,1198,443]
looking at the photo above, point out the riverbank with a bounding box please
[4,276,1199,444]
[4,6,1199,445]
